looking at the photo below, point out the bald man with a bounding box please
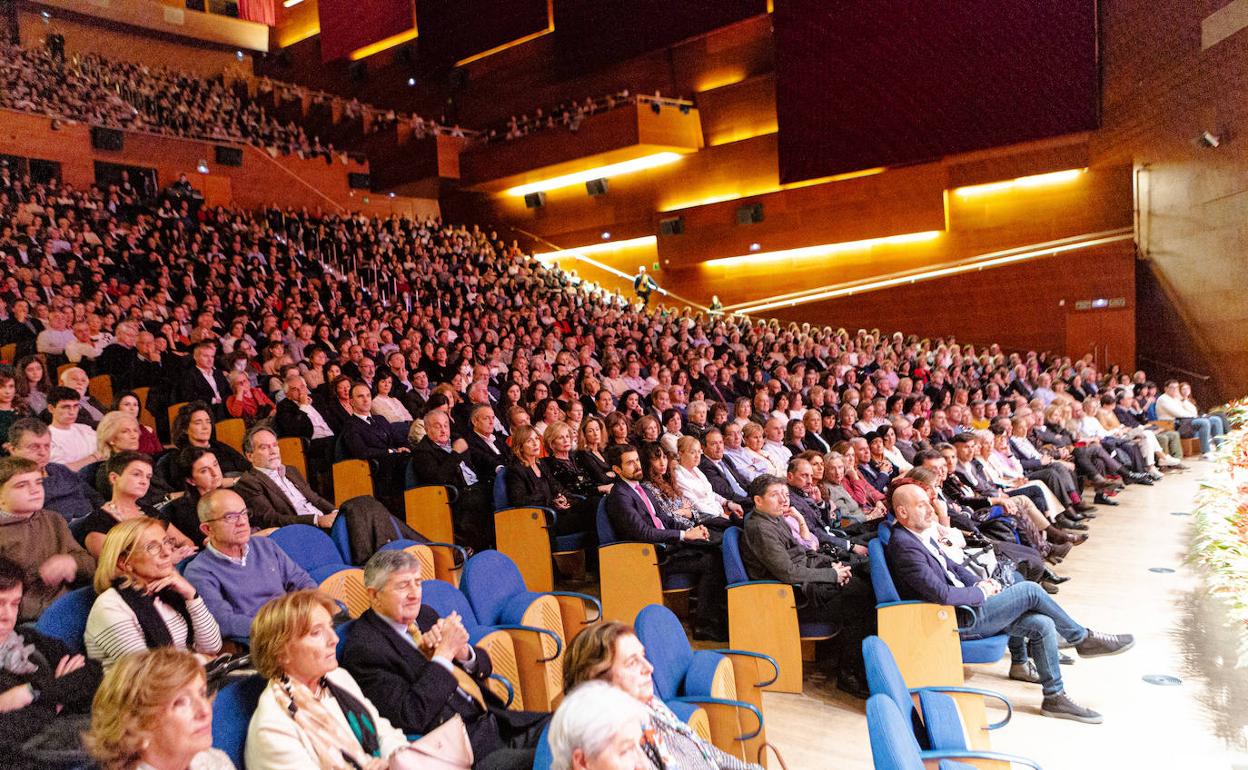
[885,483,1133,724]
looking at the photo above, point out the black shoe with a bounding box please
[1055,515,1089,531]
[1126,471,1154,486]
[1076,630,1135,658]
[1041,580,1060,594]
[1042,569,1070,584]
[1063,509,1088,521]
[1093,493,1119,506]
[836,670,870,700]
[1072,501,1097,514]
[1041,692,1103,724]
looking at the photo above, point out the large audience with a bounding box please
[0,49,1235,770]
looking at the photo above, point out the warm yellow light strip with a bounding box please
[533,236,657,261]
[505,152,683,197]
[348,27,419,62]
[660,167,886,212]
[705,230,942,269]
[953,168,1087,197]
[733,229,1133,315]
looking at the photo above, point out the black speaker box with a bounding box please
[90,127,124,151]
[659,216,684,236]
[214,146,243,167]
[347,173,372,190]
[736,202,764,224]
[585,178,608,197]
[524,192,546,209]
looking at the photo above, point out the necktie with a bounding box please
[409,626,486,710]
[719,460,746,497]
[633,484,664,529]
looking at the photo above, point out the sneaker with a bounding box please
[1009,661,1041,683]
[1041,692,1103,724]
[1075,630,1135,658]
[1148,469,1164,481]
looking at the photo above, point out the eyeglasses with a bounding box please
[135,537,181,557]
[204,510,250,525]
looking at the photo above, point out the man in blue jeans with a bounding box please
[885,484,1134,723]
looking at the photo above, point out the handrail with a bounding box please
[1137,355,1212,382]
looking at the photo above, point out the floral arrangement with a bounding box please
[1190,398,1248,666]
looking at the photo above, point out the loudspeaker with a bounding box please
[348,61,367,82]
[658,216,684,236]
[524,192,546,209]
[347,173,372,190]
[585,178,608,197]
[736,202,764,224]
[448,67,469,91]
[214,146,243,167]
[90,127,124,151]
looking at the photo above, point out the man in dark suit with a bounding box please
[0,299,41,358]
[464,404,507,490]
[341,551,547,769]
[605,443,727,641]
[339,381,409,506]
[741,474,875,698]
[886,483,1133,724]
[698,428,751,508]
[274,375,336,479]
[95,321,139,384]
[410,409,493,551]
[175,340,230,419]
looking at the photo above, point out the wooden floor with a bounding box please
[754,460,1248,770]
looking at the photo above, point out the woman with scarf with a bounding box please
[246,590,467,770]
[84,517,222,669]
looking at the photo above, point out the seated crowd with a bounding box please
[0,126,1231,767]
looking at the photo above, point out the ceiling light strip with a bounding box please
[731,229,1133,315]
[506,152,683,197]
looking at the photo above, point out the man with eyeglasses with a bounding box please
[183,488,315,642]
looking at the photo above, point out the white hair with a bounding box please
[548,681,647,770]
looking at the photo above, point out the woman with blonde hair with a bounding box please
[85,517,221,669]
[246,590,450,770]
[563,622,760,770]
[86,648,232,770]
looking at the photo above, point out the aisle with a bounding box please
[759,461,1246,769]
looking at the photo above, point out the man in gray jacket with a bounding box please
[741,474,876,698]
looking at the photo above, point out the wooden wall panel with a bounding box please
[18,4,254,75]
[0,109,441,219]
[1085,0,1248,403]
[697,74,776,147]
[763,241,1136,367]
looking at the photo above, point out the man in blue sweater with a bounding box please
[184,488,315,642]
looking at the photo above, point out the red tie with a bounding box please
[633,484,663,529]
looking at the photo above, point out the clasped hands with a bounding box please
[420,611,473,661]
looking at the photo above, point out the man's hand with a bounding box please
[433,614,470,660]
[38,554,77,587]
[451,438,468,454]
[976,579,1002,598]
[680,525,710,542]
[318,510,339,529]
[725,501,743,516]
[833,563,852,586]
[851,544,868,556]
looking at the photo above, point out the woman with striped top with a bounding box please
[84,516,222,668]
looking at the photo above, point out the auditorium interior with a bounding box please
[0,0,1247,769]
